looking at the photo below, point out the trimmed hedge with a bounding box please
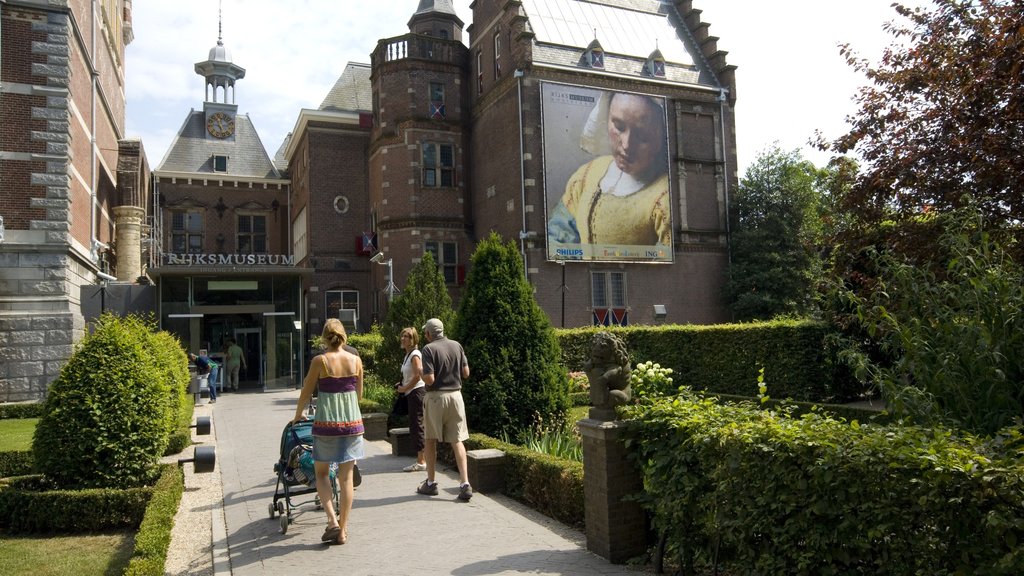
[0,403,44,419]
[464,433,584,528]
[557,320,857,402]
[0,474,152,533]
[33,314,187,489]
[622,395,1024,575]
[124,464,185,576]
[0,451,33,478]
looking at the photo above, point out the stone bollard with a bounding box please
[362,412,388,440]
[466,448,506,494]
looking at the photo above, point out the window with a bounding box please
[325,290,359,331]
[476,50,483,94]
[592,271,627,326]
[237,214,267,254]
[425,241,458,284]
[439,29,449,40]
[493,32,502,78]
[429,82,446,119]
[171,210,203,254]
[213,155,228,172]
[422,143,454,187]
[592,271,626,308]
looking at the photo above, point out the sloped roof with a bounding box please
[521,0,693,65]
[319,63,372,112]
[157,110,280,179]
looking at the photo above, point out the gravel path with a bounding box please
[161,400,221,576]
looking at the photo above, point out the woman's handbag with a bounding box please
[391,393,409,417]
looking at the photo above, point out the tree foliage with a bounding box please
[453,233,570,442]
[839,206,1024,435]
[377,251,454,386]
[727,146,824,321]
[819,0,1024,261]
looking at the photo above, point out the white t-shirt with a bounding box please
[401,349,426,395]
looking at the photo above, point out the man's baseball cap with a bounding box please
[422,318,444,337]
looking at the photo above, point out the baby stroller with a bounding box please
[269,419,338,534]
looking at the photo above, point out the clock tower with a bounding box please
[194,18,244,141]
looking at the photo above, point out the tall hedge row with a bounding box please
[557,319,857,402]
[622,396,1024,575]
[32,314,189,489]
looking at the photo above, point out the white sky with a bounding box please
[125,1,918,175]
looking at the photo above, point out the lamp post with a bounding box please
[370,252,398,302]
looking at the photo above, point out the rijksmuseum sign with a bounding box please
[163,253,296,266]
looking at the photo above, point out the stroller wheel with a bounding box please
[268,502,276,519]
[276,501,285,515]
[279,514,289,534]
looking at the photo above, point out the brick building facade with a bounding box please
[0,0,145,402]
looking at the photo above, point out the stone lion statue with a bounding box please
[584,331,631,420]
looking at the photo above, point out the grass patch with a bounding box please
[0,532,135,575]
[0,419,37,452]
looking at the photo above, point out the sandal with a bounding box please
[321,526,341,543]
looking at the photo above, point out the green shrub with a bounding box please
[455,233,571,442]
[622,395,1024,575]
[124,464,184,576]
[0,403,44,419]
[557,320,855,402]
[32,314,176,489]
[0,451,33,477]
[0,474,152,533]
[464,433,584,528]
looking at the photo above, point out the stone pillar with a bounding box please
[112,205,144,281]
[579,418,646,564]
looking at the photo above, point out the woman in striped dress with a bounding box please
[292,318,364,545]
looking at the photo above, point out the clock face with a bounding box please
[206,112,235,138]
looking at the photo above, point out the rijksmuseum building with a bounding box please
[0,0,737,400]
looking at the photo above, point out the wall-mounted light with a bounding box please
[653,304,667,320]
[214,197,227,219]
[370,251,398,302]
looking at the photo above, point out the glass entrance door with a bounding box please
[233,328,262,390]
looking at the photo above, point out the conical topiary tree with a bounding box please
[377,251,455,387]
[453,232,570,442]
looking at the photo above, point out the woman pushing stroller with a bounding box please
[291,318,364,545]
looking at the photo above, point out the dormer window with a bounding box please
[213,155,228,172]
[584,38,604,69]
[644,49,666,78]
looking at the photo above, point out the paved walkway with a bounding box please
[211,389,645,575]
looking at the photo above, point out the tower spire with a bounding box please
[218,0,223,45]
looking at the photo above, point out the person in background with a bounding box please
[415,318,473,501]
[396,327,426,472]
[226,338,246,391]
[292,318,363,545]
[190,353,219,403]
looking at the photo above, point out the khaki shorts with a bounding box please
[423,390,469,443]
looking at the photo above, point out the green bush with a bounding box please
[622,395,1024,575]
[32,314,179,489]
[464,433,584,528]
[0,403,44,419]
[557,320,855,402]
[455,233,571,442]
[124,464,184,576]
[0,451,33,477]
[0,474,152,533]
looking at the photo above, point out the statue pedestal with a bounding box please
[579,418,646,563]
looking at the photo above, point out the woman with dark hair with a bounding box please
[291,318,363,545]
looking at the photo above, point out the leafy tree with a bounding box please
[819,0,1024,263]
[453,232,570,442]
[840,205,1024,435]
[727,146,824,321]
[377,251,454,386]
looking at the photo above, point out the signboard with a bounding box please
[542,82,673,263]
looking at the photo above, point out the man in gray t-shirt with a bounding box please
[416,318,473,501]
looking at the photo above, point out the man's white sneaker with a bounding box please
[403,462,427,472]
